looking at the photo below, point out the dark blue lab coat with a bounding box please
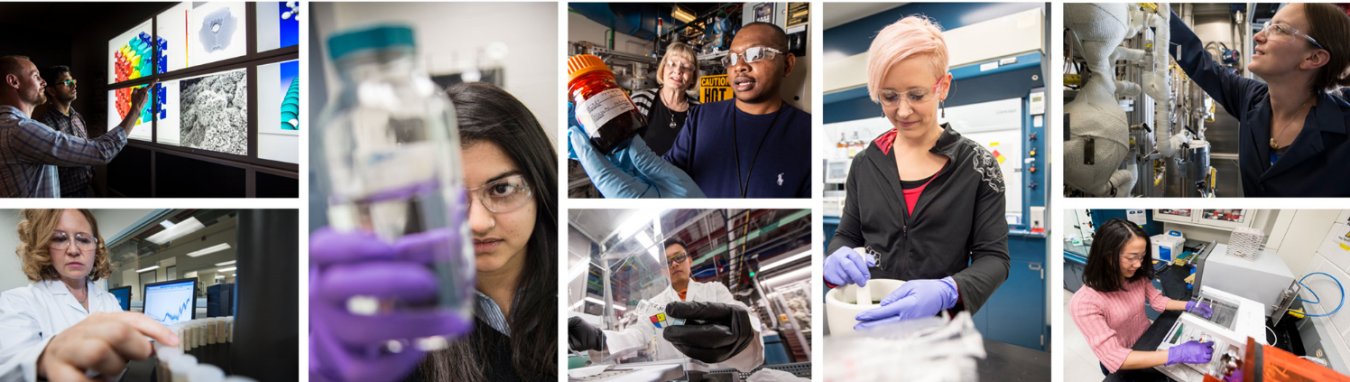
[1170,10,1350,197]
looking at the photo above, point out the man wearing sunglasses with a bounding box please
[569,239,765,372]
[35,66,94,198]
[569,22,811,198]
[0,56,153,197]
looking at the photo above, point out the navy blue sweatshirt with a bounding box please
[662,100,811,198]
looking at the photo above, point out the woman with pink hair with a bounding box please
[824,16,1011,329]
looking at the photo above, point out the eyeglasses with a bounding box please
[665,60,694,74]
[55,79,76,88]
[720,46,783,68]
[467,174,533,213]
[667,251,689,267]
[1261,20,1326,50]
[50,231,97,252]
[878,77,945,108]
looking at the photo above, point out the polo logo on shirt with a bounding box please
[777,173,784,186]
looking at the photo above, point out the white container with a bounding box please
[206,319,217,345]
[227,316,234,343]
[1151,232,1185,261]
[170,354,198,382]
[217,318,228,343]
[825,279,907,335]
[189,364,225,382]
[157,347,183,381]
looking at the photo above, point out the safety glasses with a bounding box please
[720,46,783,68]
[1261,20,1325,50]
[467,174,533,213]
[50,231,98,252]
[878,76,945,108]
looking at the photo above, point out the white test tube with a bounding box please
[216,319,227,343]
[222,376,258,382]
[156,347,183,381]
[195,320,206,347]
[189,364,225,382]
[169,354,198,382]
[171,324,185,351]
[227,316,233,343]
[206,318,217,345]
[189,322,200,350]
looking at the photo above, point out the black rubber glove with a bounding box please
[568,316,606,351]
[661,301,755,364]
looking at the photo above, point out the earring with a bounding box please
[941,101,946,118]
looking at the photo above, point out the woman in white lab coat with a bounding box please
[0,209,178,382]
[568,239,765,372]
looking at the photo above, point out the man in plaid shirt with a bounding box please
[36,66,93,197]
[0,56,154,198]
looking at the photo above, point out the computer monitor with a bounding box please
[142,279,197,326]
[108,285,131,311]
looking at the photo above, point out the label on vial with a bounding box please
[578,88,635,137]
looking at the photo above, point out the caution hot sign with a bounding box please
[700,75,732,103]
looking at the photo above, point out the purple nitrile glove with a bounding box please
[854,277,959,330]
[309,228,474,382]
[1166,340,1215,365]
[1186,301,1213,318]
[824,247,875,287]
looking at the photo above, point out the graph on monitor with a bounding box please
[143,280,195,326]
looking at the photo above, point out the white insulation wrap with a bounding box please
[1146,7,1183,157]
[1064,3,1135,196]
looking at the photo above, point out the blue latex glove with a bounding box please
[309,228,474,382]
[855,277,959,330]
[1167,340,1215,365]
[567,124,705,198]
[824,247,875,287]
[1186,301,1213,318]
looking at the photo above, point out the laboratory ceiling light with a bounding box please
[145,217,205,245]
[187,243,232,257]
[218,267,237,272]
[762,266,811,287]
[215,260,237,267]
[672,5,696,23]
[760,250,810,272]
[137,265,160,273]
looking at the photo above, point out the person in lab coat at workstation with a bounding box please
[0,209,178,382]
[568,239,765,372]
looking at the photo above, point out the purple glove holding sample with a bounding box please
[824,247,875,287]
[309,228,473,382]
[1167,340,1216,365]
[855,277,959,330]
[1186,301,1214,318]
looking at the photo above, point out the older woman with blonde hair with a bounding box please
[0,209,178,381]
[629,41,702,156]
[824,16,1010,328]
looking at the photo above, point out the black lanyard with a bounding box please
[731,102,784,198]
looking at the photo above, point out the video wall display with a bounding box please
[257,2,300,52]
[189,2,247,67]
[106,86,153,141]
[257,60,299,163]
[158,68,249,155]
[105,1,297,167]
[107,20,155,85]
[155,2,192,74]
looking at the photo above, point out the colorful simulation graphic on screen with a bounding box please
[281,61,299,130]
[144,281,194,326]
[114,84,157,125]
[114,32,163,83]
[280,2,299,48]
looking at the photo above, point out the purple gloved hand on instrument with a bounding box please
[1186,301,1213,318]
[1167,340,1215,365]
[309,228,473,382]
[854,277,959,330]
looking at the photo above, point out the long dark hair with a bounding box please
[413,82,558,381]
[1082,218,1153,293]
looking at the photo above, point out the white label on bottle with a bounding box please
[355,142,437,197]
[578,88,635,137]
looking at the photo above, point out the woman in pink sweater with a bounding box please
[1070,218,1216,375]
